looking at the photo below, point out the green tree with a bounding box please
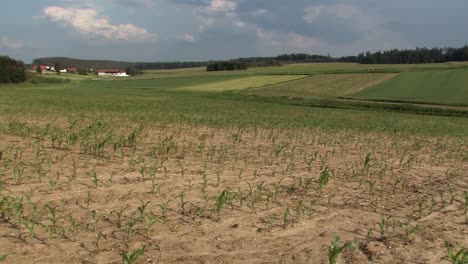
[54,62,62,75]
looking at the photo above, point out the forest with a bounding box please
[358,46,468,64]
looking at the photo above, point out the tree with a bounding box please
[125,66,143,76]
[54,62,62,75]
[0,56,26,84]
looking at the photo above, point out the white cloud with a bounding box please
[43,6,154,41]
[207,0,236,13]
[178,33,196,43]
[0,36,24,49]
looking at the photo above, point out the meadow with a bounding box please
[0,63,467,263]
[348,68,468,106]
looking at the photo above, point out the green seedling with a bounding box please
[179,192,187,215]
[68,215,80,240]
[328,236,356,264]
[445,241,468,264]
[120,245,146,264]
[317,167,332,195]
[145,211,157,237]
[283,206,290,227]
[215,190,229,216]
[377,214,393,241]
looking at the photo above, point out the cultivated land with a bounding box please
[349,68,468,106]
[0,63,467,264]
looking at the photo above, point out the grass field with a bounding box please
[243,73,398,98]
[348,68,468,106]
[179,75,307,92]
[0,63,467,264]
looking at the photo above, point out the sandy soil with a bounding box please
[0,121,466,263]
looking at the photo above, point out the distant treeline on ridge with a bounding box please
[25,44,468,72]
[358,46,468,64]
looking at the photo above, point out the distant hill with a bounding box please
[32,57,136,70]
[31,54,353,71]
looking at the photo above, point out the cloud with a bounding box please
[255,28,325,52]
[113,0,155,8]
[207,0,236,13]
[178,33,196,43]
[43,6,154,41]
[0,36,24,49]
[304,4,360,23]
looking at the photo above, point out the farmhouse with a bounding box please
[67,67,77,73]
[97,69,128,77]
[32,65,49,74]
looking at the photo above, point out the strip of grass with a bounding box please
[243,73,398,98]
[178,75,307,92]
[350,68,468,106]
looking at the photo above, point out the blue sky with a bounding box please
[1,0,467,63]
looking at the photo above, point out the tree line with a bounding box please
[0,56,26,84]
[358,46,468,64]
[206,61,248,71]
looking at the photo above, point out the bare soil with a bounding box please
[0,120,466,263]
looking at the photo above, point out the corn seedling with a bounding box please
[110,206,128,228]
[68,215,80,240]
[144,211,157,237]
[447,184,457,205]
[328,236,356,264]
[377,214,393,241]
[179,192,187,215]
[399,218,419,241]
[45,204,61,226]
[215,190,228,216]
[445,241,468,264]
[120,245,146,264]
[283,206,290,227]
[23,220,37,239]
[92,231,104,253]
[317,167,332,195]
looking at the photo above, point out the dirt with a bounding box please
[0,121,466,263]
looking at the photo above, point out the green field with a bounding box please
[244,73,397,98]
[348,68,468,106]
[179,75,306,92]
[1,63,467,264]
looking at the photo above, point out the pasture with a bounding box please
[348,68,468,106]
[0,63,467,263]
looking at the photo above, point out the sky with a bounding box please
[0,0,467,63]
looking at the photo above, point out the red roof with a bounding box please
[33,65,48,70]
[67,67,77,72]
[97,69,125,73]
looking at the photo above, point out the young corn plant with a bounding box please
[215,190,229,217]
[377,214,393,241]
[328,236,356,264]
[445,241,468,264]
[317,167,332,196]
[120,245,146,264]
[179,192,187,215]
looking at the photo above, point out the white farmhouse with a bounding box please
[97,69,128,77]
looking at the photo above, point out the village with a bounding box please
[32,65,128,76]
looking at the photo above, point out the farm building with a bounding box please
[97,69,128,77]
[32,65,49,74]
[67,67,77,73]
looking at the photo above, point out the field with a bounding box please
[0,63,467,264]
[243,73,398,98]
[348,69,468,106]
